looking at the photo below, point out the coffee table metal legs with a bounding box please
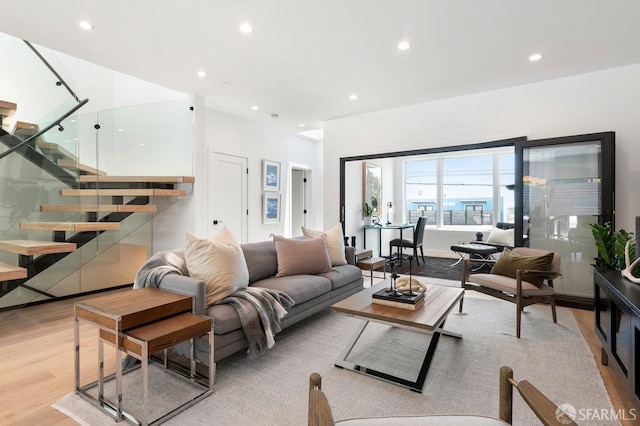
[334,319,461,393]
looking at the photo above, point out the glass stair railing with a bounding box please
[0,32,194,313]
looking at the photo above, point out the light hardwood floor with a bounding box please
[0,290,637,425]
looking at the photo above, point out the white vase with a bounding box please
[363,217,372,226]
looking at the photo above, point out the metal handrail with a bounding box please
[23,40,81,103]
[0,98,89,160]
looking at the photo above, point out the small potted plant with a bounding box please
[363,202,373,226]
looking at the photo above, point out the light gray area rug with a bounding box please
[54,295,619,425]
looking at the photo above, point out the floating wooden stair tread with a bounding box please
[20,222,121,232]
[0,261,27,281]
[37,141,77,161]
[60,188,187,197]
[12,121,39,132]
[57,159,107,176]
[0,100,17,115]
[40,204,157,213]
[78,175,195,183]
[0,240,77,256]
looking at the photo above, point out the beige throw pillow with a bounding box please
[272,234,333,277]
[301,223,347,266]
[184,228,249,306]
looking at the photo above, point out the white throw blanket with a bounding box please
[134,249,294,358]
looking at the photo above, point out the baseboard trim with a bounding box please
[556,294,594,311]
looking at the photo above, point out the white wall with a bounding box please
[324,63,640,255]
[153,104,323,251]
[202,108,323,243]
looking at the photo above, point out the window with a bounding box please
[405,159,437,225]
[443,155,493,225]
[404,148,514,228]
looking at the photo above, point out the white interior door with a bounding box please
[291,168,306,236]
[208,151,248,242]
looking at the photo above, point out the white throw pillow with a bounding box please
[301,223,347,266]
[487,227,514,246]
[184,228,249,306]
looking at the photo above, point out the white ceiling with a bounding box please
[1,0,639,138]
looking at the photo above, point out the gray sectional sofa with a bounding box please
[156,239,364,365]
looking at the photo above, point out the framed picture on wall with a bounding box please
[263,160,281,192]
[263,193,281,224]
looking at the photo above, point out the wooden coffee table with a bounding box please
[331,279,464,392]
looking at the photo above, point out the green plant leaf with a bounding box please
[614,229,633,269]
[590,223,615,269]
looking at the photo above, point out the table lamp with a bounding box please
[386,202,394,225]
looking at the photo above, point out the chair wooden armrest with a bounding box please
[517,379,576,425]
[500,366,577,425]
[309,373,335,426]
[520,270,562,284]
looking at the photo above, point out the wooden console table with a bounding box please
[74,287,214,425]
[594,269,640,408]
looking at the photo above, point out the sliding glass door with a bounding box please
[516,133,615,302]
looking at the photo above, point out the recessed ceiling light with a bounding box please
[239,23,253,33]
[349,94,358,100]
[78,21,94,30]
[529,53,542,62]
[251,105,259,110]
[398,41,410,51]
[117,128,124,132]
[197,70,206,78]
[298,123,305,128]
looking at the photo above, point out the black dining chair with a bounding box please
[389,216,427,266]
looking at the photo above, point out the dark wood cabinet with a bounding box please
[594,269,640,406]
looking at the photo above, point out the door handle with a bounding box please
[213,220,223,225]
